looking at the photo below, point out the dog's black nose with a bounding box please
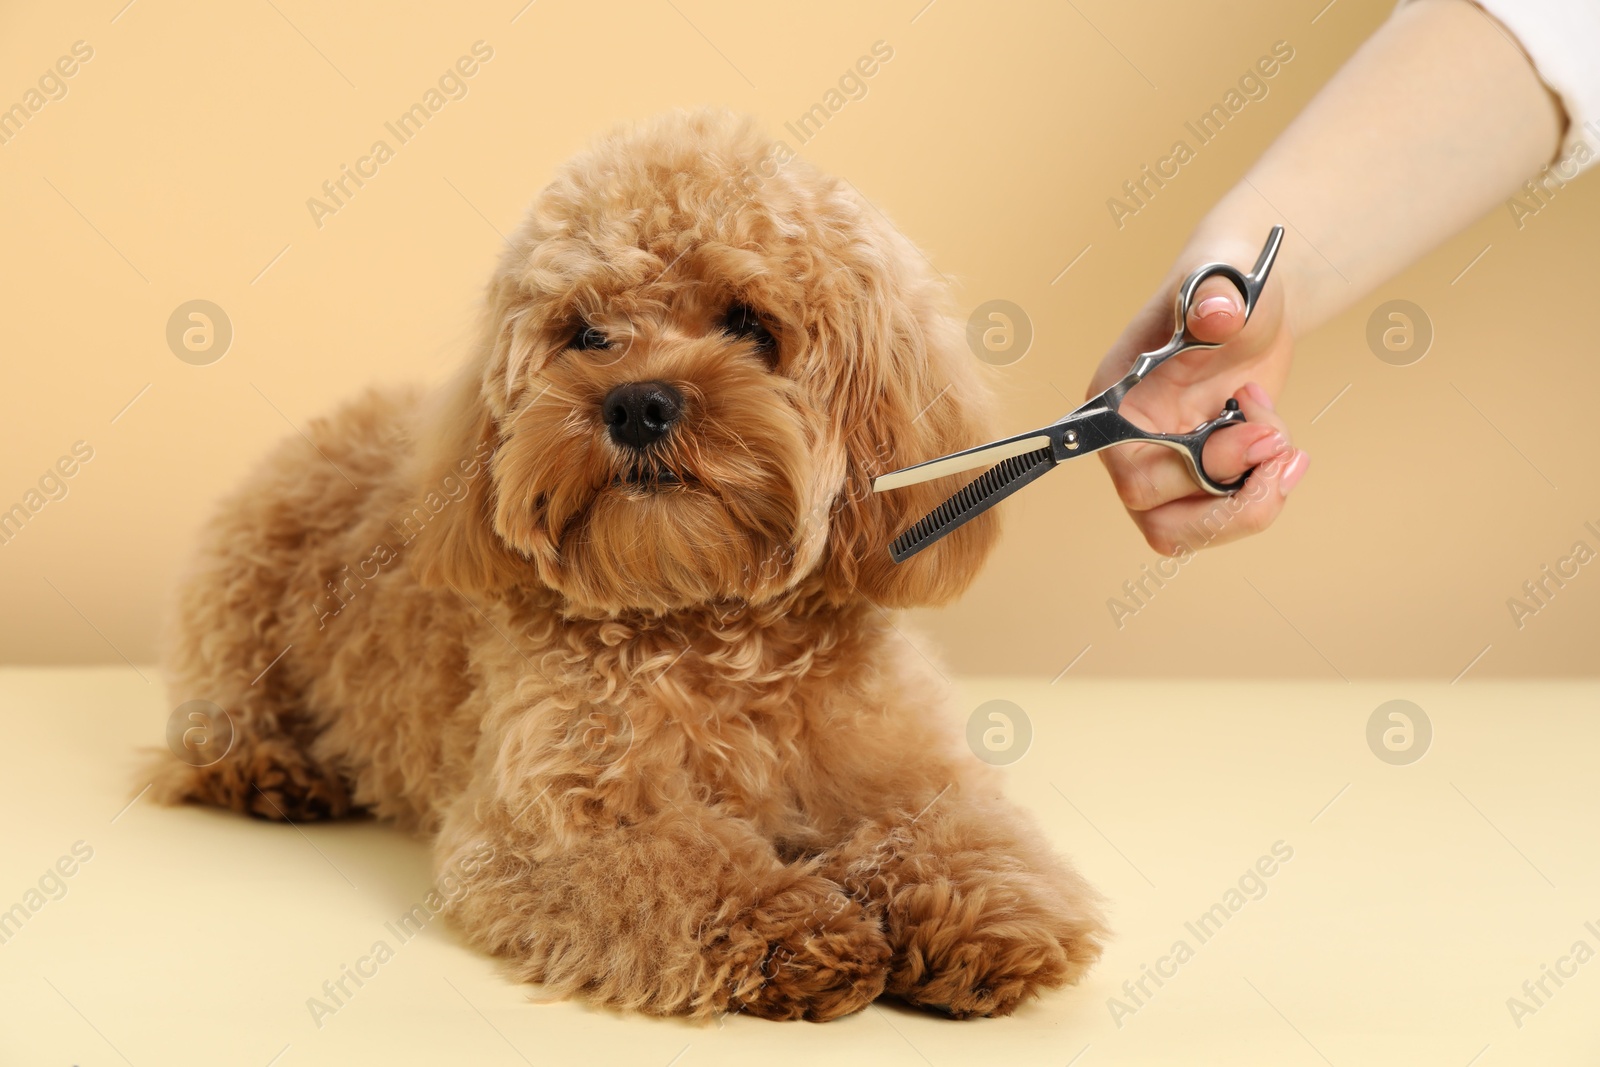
[603,381,683,450]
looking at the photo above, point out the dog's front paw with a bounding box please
[723,875,891,1022]
[885,878,1104,1018]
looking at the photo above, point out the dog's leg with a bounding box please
[147,681,355,822]
[433,768,891,1021]
[151,565,354,822]
[148,711,354,821]
[817,786,1106,1019]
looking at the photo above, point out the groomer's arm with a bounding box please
[1092,0,1565,556]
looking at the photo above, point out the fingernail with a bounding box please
[1278,450,1309,496]
[1196,295,1238,320]
[1243,431,1288,465]
[1244,381,1276,413]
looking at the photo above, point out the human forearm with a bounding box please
[1186,0,1563,337]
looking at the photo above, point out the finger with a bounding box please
[1199,381,1291,482]
[1103,424,1281,513]
[1185,275,1246,345]
[1133,448,1311,556]
[1105,381,1291,509]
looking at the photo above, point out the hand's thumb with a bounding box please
[1185,276,1245,345]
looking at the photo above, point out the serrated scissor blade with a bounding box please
[888,445,1056,563]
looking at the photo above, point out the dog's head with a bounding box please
[413,109,998,615]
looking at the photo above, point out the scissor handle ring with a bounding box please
[1149,401,1251,497]
[1127,226,1284,384]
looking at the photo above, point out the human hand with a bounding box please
[1085,244,1309,555]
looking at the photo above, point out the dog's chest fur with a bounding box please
[304,539,890,845]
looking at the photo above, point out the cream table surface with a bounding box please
[0,667,1594,1066]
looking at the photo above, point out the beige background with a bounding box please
[3,0,1598,680]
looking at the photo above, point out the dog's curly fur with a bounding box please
[150,109,1106,1021]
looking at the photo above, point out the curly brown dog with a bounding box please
[151,108,1105,1021]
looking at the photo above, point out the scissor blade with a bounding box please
[873,432,1053,492]
[889,445,1056,563]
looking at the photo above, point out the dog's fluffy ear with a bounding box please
[408,351,524,598]
[816,229,1001,609]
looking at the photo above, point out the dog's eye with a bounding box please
[722,304,777,366]
[568,324,611,351]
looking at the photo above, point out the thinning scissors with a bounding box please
[874,225,1284,564]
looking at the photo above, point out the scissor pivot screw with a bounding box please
[1064,430,1080,450]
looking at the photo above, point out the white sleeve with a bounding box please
[1466,0,1600,168]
